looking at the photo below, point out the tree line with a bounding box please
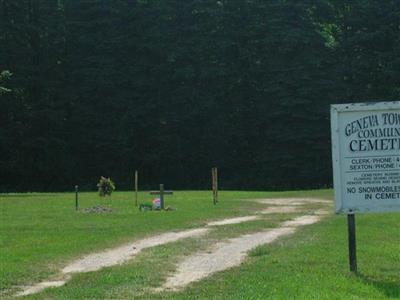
[1,0,399,192]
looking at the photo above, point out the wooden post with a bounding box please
[212,168,214,205]
[160,184,165,210]
[347,213,357,273]
[215,167,218,203]
[75,185,79,211]
[212,168,216,205]
[134,170,138,207]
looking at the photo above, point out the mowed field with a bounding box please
[0,190,399,299]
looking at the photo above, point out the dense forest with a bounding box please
[1,0,399,192]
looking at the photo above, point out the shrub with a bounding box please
[97,176,115,197]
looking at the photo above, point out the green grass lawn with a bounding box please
[0,190,399,299]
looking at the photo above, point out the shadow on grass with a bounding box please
[357,273,400,298]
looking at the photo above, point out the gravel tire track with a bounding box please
[159,214,324,291]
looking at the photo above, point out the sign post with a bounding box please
[331,101,400,272]
[347,213,357,272]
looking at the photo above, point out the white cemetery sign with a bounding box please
[331,101,400,214]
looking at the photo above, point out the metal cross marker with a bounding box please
[149,184,173,209]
